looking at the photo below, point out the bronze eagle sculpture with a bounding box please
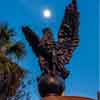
[22,0,80,80]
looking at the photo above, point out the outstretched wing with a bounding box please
[22,26,51,62]
[22,26,40,57]
[57,0,80,64]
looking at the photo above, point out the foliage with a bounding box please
[0,54,25,99]
[7,73,35,100]
[0,23,25,59]
[0,23,26,99]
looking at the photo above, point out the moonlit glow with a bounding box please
[43,9,52,19]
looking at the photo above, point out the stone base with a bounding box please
[41,96,93,100]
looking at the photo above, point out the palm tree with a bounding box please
[0,23,25,99]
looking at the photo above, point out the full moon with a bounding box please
[43,9,52,19]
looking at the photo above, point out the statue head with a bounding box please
[42,27,52,34]
[42,27,53,38]
[41,27,53,46]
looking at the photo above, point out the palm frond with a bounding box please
[0,24,15,42]
[7,42,25,59]
[0,24,15,49]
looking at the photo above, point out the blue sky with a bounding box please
[0,0,99,99]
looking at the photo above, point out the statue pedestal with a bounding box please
[38,74,65,97]
[41,96,93,100]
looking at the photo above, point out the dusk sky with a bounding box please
[0,0,98,100]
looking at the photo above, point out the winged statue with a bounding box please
[22,0,80,80]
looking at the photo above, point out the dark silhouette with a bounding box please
[22,0,80,97]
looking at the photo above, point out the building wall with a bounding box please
[42,96,93,100]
